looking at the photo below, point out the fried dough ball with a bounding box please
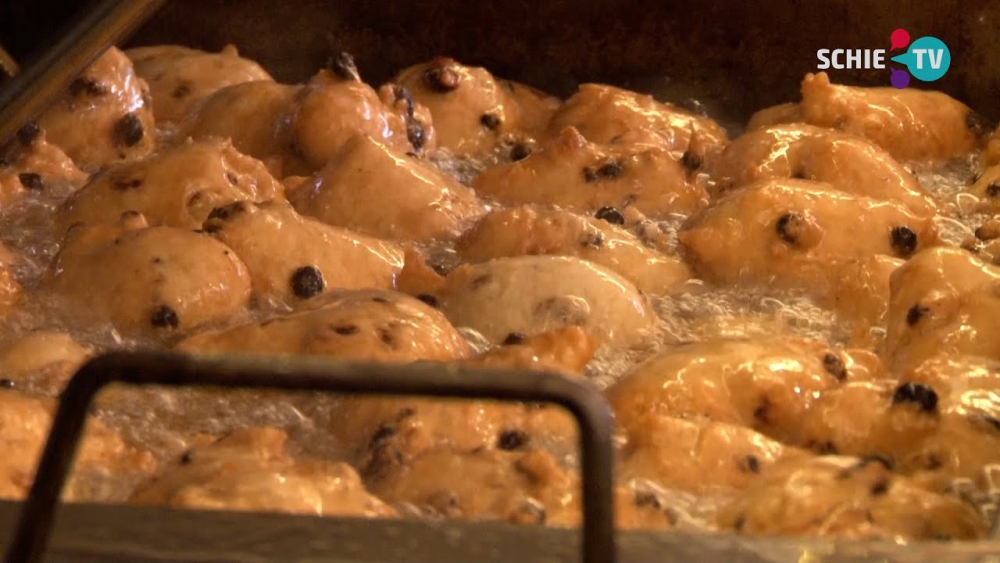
[331,327,595,472]
[792,72,983,162]
[546,83,729,165]
[607,338,867,443]
[798,379,936,461]
[473,127,708,217]
[130,427,395,517]
[176,288,470,362]
[202,200,402,305]
[288,58,432,169]
[368,447,673,529]
[394,57,559,156]
[800,356,1000,481]
[901,356,1000,480]
[398,252,654,347]
[177,80,302,170]
[617,414,807,495]
[455,205,690,295]
[967,164,1000,214]
[36,47,155,171]
[0,125,89,204]
[679,179,937,297]
[717,455,986,540]
[0,332,92,395]
[127,44,273,123]
[46,216,252,337]
[289,135,484,242]
[884,247,1000,372]
[712,124,936,217]
[0,390,156,501]
[57,138,284,232]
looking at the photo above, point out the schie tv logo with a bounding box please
[816,28,951,89]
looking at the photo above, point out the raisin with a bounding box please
[111,176,142,191]
[333,325,359,335]
[510,143,531,161]
[752,397,771,424]
[890,226,918,258]
[594,206,625,225]
[416,293,439,307]
[906,304,928,326]
[822,353,847,382]
[480,113,501,131]
[496,429,529,451]
[423,63,460,93]
[680,151,702,172]
[738,455,760,473]
[378,328,396,347]
[369,423,397,448]
[596,161,622,179]
[290,266,325,299]
[583,161,622,182]
[859,454,894,470]
[892,382,938,413]
[406,119,425,151]
[808,440,838,454]
[502,332,526,346]
[870,480,889,496]
[581,233,603,248]
[393,86,415,117]
[328,52,359,81]
[16,121,40,147]
[150,305,179,329]
[17,172,43,191]
[775,213,804,245]
[207,202,246,221]
[112,113,144,148]
[69,77,106,97]
[635,491,662,509]
[172,83,191,98]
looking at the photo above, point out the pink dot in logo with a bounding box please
[890,28,910,51]
[890,68,910,89]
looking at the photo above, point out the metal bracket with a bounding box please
[3,352,617,563]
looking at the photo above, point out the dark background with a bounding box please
[2,0,998,127]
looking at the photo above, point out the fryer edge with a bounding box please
[1,501,999,563]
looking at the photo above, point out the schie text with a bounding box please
[816,49,886,70]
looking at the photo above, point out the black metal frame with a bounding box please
[3,352,616,563]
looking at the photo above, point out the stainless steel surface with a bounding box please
[0,500,999,563]
[0,0,166,145]
[5,353,615,563]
